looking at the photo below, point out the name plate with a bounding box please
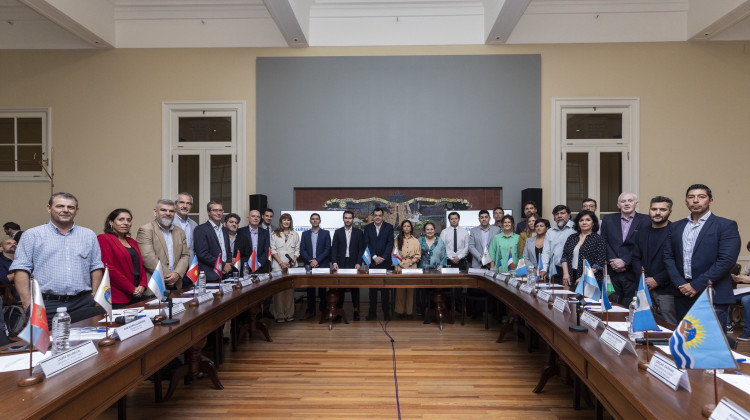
[441,267,460,274]
[509,278,520,288]
[537,289,552,302]
[580,311,603,330]
[287,267,306,275]
[113,316,154,341]
[257,273,270,281]
[271,270,283,277]
[335,268,357,275]
[221,283,234,293]
[519,284,534,295]
[468,268,486,275]
[240,278,254,287]
[172,302,185,315]
[497,273,508,282]
[483,272,497,280]
[197,292,214,304]
[39,341,98,378]
[401,268,423,275]
[369,268,387,275]
[711,398,750,420]
[600,326,636,355]
[647,352,691,392]
[553,297,571,313]
[312,268,331,274]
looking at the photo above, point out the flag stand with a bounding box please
[155,299,167,321]
[98,313,116,347]
[188,291,199,308]
[638,330,650,370]
[701,281,719,417]
[18,276,43,387]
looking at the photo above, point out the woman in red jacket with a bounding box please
[97,209,148,309]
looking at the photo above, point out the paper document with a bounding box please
[717,374,750,396]
[0,352,51,373]
[606,322,672,334]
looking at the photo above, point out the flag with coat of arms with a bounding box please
[631,270,658,332]
[17,277,50,354]
[362,246,372,266]
[94,266,113,319]
[186,256,199,284]
[574,259,601,301]
[515,258,527,277]
[392,247,402,267]
[148,260,166,301]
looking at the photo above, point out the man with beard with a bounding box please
[223,213,252,275]
[0,238,20,301]
[173,192,198,261]
[539,205,576,284]
[137,199,190,291]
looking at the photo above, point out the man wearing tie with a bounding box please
[237,209,271,272]
[363,207,394,321]
[300,213,331,320]
[193,201,232,282]
[331,210,365,320]
[441,212,469,271]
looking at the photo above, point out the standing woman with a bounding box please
[417,221,447,319]
[561,210,606,290]
[393,220,421,320]
[97,209,148,309]
[270,213,300,323]
[488,215,520,273]
[524,218,550,269]
[517,214,538,259]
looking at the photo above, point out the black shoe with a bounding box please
[353,312,360,321]
[366,312,377,321]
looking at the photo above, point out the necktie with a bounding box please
[454,228,458,253]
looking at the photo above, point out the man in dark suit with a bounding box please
[664,184,741,329]
[600,192,651,305]
[363,207,394,321]
[3,222,22,244]
[237,209,271,273]
[193,201,232,282]
[300,213,331,319]
[331,210,365,320]
[632,196,679,324]
[224,213,253,274]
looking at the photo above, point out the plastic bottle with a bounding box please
[243,262,250,281]
[528,267,537,288]
[51,307,71,353]
[198,271,207,295]
[627,297,644,341]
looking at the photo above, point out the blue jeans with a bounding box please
[736,292,750,335]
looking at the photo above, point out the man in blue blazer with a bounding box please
[331,210,365,320]
[237,209,271,273]
[193,201,233,282]
[664,184,740,329]
[363,207,394,321]
[600,192,651,305]
[300,213,331,319]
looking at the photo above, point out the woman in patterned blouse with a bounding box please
[561,210,606,289]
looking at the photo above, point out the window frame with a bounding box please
[0,107,52,181]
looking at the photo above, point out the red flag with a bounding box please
[186,256,199,284]
[213,253,223,279]
[17,278,50,354]
[233,250,241,272]
[250,248,258,272]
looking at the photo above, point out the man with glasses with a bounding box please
[174,192,198,261]
[194,201,232,282]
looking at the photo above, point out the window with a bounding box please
[0,108,51,181]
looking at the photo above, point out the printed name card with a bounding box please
[257,273,270,281]
[369,268,387,275]
[580,311,603,330]
[441,267,460,274]
[483,272,497,280]
[497,273,508,282]
[197,292,214,304]
[647,352,691,392]
[519,284,534,295]
[553,297,570,313]
[221,283,234,293]
[468,268,486,275]
[172,303,185,315]
[113,316,154,341]
[401,268,423,275]
[336,268,359,275]
[599,326,636,355]
[287,267,307,275]
[39,341,98,378]
[509,278,520,288]
[312,268,331,275]
[537,289,552,302]
[240,278,254,287]
[271,270,283,277]
[710,398,750,420]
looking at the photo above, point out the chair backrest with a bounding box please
[730,263,742,276]
[0,284,17,306]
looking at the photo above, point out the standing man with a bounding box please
[493,207,505,228]
[300,213,331,319]
[10,192,104,326]
[137,199,191,292]
[3,222,23,243]
[261,208,276,237]
[173,192,198,261]
[331,210,365,320]
[515,201,538,234]
[237,210,271,272]
[581,198,598,213]
[441,212,469,271]
[469,210,501,269]
[224,213,252,274]
[194,201,232,282]
[363,207,394,321]
[665,184,740,328]
[600,192,651,304]
[632,196,679,324]
[539,205,576,283]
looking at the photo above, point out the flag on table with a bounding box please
[600,271,613,310]
[213,253,223,279]
[17,278,50,354]
[362,246,372,266]
[604,266,615,296]
[147,260,166,301]
[268,246,272,264]
[548,256,557,277]
[669,288,737,369]
[481,246,491,266]
[186,256,199,284]
[94,266,113,319]
[632,270,658,332]
[507,248,515,271]
[250,248,259,272]
[392,248,402,267]
[233,250,241,272]
[538,256,543,272]
[515,257,527,277]
[575,260,601,301]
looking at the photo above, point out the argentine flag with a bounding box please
[632,270,658,332]
[575,259,600,301]
[392,247,402,267]
[148,260,166,301]
[362,246,372,266]
[515,258,527,277]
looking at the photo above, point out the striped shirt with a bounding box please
[681,211,712,279]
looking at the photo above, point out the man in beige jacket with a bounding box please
[137,199,190,292]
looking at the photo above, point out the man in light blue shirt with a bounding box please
[539,205,575,283]
[174,192,198,261]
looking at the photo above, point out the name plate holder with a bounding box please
[39,341,99,378]
[240,278,254,288]
[113,316,154,341]
[509,278,520,288]
[271,270,283,277]
[336,268,358,275]
[483,272,497,281]
[257,273,270,282]
[710,398,750,420]
[519,284,535,295]
[220,283,234,294]
[468,268,486,275]
[172,302,185,315]
[196,292,214,304]
[647,352,691,392]
[441,267,460,274]
[580,311,603,330]
[401,268,423,275]
[537,289,552,303]
[311,268,331,274]
[287,267,306,275]
[369,268,387,275]
[497,273,509,282]
[599,326,636,356]
[553,297,571,313]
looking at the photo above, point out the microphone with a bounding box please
[569,293,588,332]
[635,337,669,346]
[285,253,294,264]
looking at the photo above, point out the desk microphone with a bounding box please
[161,297,180,325]
[569,293,588,332]
[285,254,294,265]
[635,337,668,346]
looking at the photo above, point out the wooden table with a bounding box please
[0,272,747,419]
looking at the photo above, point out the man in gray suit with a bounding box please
[469,210,501,269]
[137,199,191,291]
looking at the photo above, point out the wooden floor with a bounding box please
[99,309,601,419]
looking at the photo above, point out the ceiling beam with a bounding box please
[263,0,311,47]
[18,0,115,48]
[484,0,531,44]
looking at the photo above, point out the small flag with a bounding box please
[392,248,403,266]
[17,278,50,354]
[213,253,223,279]
[94,267,113,319]
[233,250,241,272]
[515,258,527,277]
[548,257,557,277]
[575,260,601,301]
[538,256,544,272]
[481,246,491,266]
[507,248,515,271]
[669,288,737,369]
[362,246,372,266]
[186,256,199,284]
[600,271,613,310]
[148,260,166,301]
[604,266,615,295]
[632,271,658,332]
[250,248,259,272]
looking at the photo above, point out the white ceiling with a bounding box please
[0,0,749,49]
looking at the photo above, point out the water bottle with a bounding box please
[627,297,644,341]
[198,271,207,295]
[528,267,537,288]
[51,307,71,354]
[243,262,250,281]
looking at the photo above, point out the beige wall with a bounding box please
[1,43,748,253]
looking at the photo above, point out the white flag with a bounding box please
[94,266,113,318]
[148,261,166,301]
[481,246,492,266]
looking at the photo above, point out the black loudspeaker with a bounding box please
[249,194,268,212]
[521,188,543,215]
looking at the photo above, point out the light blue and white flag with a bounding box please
[362,246,372,266]
[147,260,166,301]
[632,270,658,332]
[575,259,600,301]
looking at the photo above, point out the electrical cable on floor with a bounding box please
[379,318,401,420]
